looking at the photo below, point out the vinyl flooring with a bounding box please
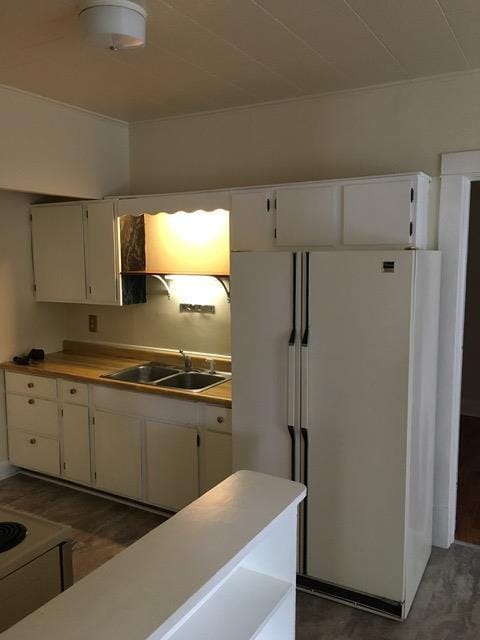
[456,415,480,545]
[1,473,479,640]
[0,473,165,581]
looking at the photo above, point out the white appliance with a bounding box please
[0,507,72,632]
[231,250,440,619]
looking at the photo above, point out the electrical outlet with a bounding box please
[88,314,98,332]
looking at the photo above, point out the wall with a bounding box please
[0,190,69,463]
[65,276,230,357]
[130,69,480,240]
[462,182,480,417]
[0,84,129,198]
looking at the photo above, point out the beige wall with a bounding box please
[0,190,68,461]
[0,85,129,198]
[65,276,230,357]
[130,69,480,199]
[462,182,480,417]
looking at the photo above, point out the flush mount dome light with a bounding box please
[78,0,147,50]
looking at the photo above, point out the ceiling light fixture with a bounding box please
[78,0,147,50]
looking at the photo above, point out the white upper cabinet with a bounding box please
[31,200,124,305]
[230,190,275,251]
[32,204,86,302]
[343,174,429,247]
[275,185,340,246]
[230,173,430,251]
[84,200,119,304]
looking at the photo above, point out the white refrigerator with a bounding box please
[231,250,440,619]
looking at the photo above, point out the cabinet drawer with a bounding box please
[202,405,232,433]
[8,430,60,475]
[59,380,88,405]
[7,394,59,437]
[5,372,57,400]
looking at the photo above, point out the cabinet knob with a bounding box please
[28,398,35,405]
[217,416,224,424]
[70,388,77,395]
[27,382,34,388]
[29,438,36,445]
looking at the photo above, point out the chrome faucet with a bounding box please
[179,349,192,371]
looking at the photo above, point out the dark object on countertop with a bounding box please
[28,349,45,362]
[12,348,45,366]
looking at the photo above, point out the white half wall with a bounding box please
[0,84,129,198]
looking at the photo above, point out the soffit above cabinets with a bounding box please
[0,1,478,121]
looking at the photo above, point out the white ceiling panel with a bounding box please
[439,1,480,66]
[346,0,468,75]
[254,0,407,86]
[0,0,476,121]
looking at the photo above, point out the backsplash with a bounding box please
[65,276,231,356]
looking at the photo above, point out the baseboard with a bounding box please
[461,398,480,418]
[433,504,452,549]
[0,460,17,480]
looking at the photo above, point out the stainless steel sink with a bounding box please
[102,362,180,384]
[155,371,230,392]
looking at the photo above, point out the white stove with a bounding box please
[0,507,72,633]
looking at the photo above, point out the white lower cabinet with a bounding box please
[93,411,142,500]
[62,404,91,485]
[145,421,199,511]
[5,371,231,511]
[8,430,60,476]
[203,430,232,493]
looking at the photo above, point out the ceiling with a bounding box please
[0,0,479,122]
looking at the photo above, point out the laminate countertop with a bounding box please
[0,344,231,408]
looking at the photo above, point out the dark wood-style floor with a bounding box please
[456,415,480,545]
[0,474,165,581]
[1,474,479,639]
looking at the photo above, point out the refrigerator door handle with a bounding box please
[301,426,309,573]
[301,251,309,429]
[288,330,296,482]
[287,252,298,482]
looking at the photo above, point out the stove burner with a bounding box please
[0,522,27,553]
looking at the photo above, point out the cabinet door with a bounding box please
[85,200,120,305]
[275,185,340,246]
[230,191,275,251]
[93,411,141,499]
[32,204,86,302]
[62,404,91,484]
[203,430,232,493]
[145,421,198,511]
[343,179,414,245]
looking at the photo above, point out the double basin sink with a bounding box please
[102,362,230,392]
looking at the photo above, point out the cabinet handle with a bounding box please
[29,438,36,445]
[69,388,77,395]
[27,382,34,388]
[216,416,224,424]
[28,398,35,405]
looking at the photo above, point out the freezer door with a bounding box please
[231,251,299,480]
[305,251,414,603]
